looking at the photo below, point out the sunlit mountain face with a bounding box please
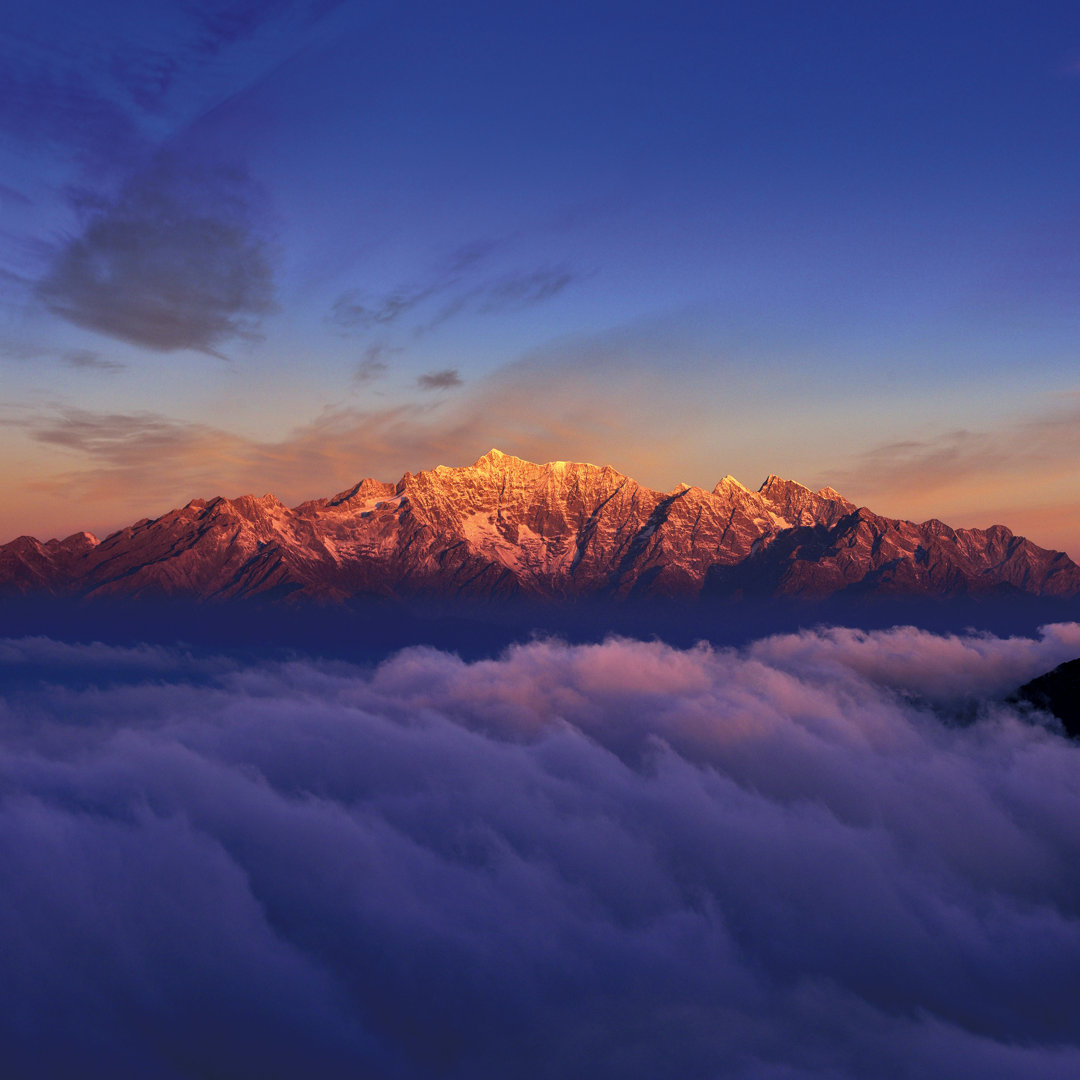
[3,451,1079,606]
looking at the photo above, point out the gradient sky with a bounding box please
[3,1,1080,554]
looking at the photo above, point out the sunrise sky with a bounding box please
[3,1,1080,554]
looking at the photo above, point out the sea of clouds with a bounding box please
[2,624,1080,1079]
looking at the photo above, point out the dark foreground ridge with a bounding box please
[3,449,1079,611]
[1012,658,1080,738]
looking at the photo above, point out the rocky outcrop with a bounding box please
[2,449,1078,604]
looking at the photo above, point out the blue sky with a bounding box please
[3,1,1080,552]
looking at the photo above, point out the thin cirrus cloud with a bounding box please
[329,239,580,337]
[36,155,278,355]
[329,241,504,331]
[416,265,581,334]
[62,349,125,373]
[0,626,1079,1077]
[5,403,474,535]
[0,0,337,140]
[29,409,225,462]
[185,0,338,57]
[17,408,249,520]
[476,266,576,312]
[353,344,390,384]
[0,59,145,176]
[0,181,33,209]
[0,342,124,374]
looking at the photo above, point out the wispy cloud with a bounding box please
[0,341,48,361]
[6,403,471,528]
[0,341,123,373]
[108,48,179,113]
[0,60,145,176]
[0,182,33,209]
[835,403,1080,502]
[328,242,495,331]
[352,343,390,386]
[187,0,342,58]
[827,399,1080,552]
[330,287,423,331]
[1,0,341,140]
[329,240,581,337]
[62,349,125,374]
[30,409,236,468]
[477,267,576,312]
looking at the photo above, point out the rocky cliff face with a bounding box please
[2,449,1078,604]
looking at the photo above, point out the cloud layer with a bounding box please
[1,624,1079,1078]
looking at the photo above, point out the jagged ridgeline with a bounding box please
[2,449,1079,604]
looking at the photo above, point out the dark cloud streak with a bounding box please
[36,155,277,355]
[26,407,234,468]
[478,266,576,312]
[417,368,462,391]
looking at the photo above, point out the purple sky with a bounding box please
[3,2,1080,553]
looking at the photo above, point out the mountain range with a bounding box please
[2,449,1078,605]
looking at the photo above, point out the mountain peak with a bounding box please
[474,448,514,466]
[758,474,806,494]
[716,475,749,492]
[467,448,540,473]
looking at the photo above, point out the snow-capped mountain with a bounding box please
[2,449,1078,603]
